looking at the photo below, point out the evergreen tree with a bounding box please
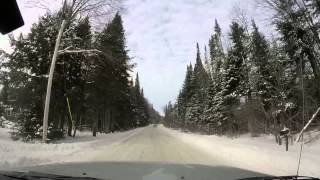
[204,20,226,134]
[223,22,247,97]
[250,21,275,109]
[132,73,150,126]
[7,13,63,140]
[185,43,209,131]
[209,19,224,77]
[165,2,320,136]
[269,0,320,130]
[93,13,137,131]
[177,64,193,128]
[164,101,174,127]
[211,22,248,134]
[3,11,156,140]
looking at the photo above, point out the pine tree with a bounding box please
[250,21,275,109]
[212,21,248,134]
[223,22,247,97]
[7,12,66,140]
[269,0,320,130]
[165,2,320,135]
[203,20,226,134]
[93,13,136,131]
[164,101,175,127]
[177,64,193,128]
[209,19,224,77]
[3,10,156,140]
[70,17,93,136]
[132,73,149,126]
[185,43,209,131]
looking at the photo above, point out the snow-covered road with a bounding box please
[0,125,225,170]
[91,125,226,166]
[1,125,319,178]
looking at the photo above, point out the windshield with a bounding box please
[0,0,319,180]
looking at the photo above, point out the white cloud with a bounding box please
[122,0,269,113]
[0,0,273,114]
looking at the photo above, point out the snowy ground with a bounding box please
[0,124,319,178]
[0,126,143,169]
[160,126,320,177]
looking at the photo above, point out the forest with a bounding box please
[164,0,320,137]
[0,8,160,141]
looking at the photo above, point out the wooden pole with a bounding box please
[42,20,66,143]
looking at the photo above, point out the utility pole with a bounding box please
[42,20,66,143]
[40,0,117,143]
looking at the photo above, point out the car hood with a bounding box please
[8,161,267,180]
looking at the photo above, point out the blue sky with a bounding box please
[0,0,272,114]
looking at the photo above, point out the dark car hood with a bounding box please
[7,161,267,180]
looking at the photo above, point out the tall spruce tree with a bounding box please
[132,73,150,127]
[209,20,224,77]
[250,21,275,109]
[177,64,193,127]
[204,20,226,134]
[214,21,248,134]
[185,44,209,131]
[94,13,136,131]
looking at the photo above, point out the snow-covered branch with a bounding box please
[59,46,73,52]
[58,49,113,60]
[296,106,320,142]
[58,49,103,55]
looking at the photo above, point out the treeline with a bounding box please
[164,0,320,137]
[0,11,160,141]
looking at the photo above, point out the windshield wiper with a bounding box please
[0,171,102,180]
[239,176,320,180]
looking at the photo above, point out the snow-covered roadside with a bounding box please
[0,127,143,170]
[160,125,320,178]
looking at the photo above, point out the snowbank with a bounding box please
[160,125,320,178]
[0,116,14,129]
[0,127,142,170]
[1,124,319,178]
